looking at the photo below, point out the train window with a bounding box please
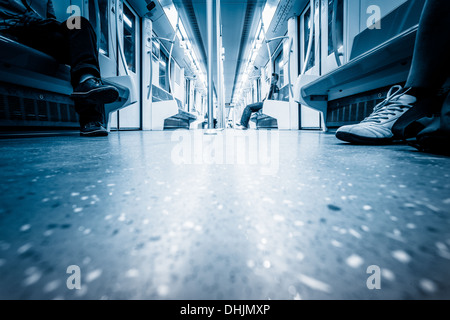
[256,78,261,102]
[175,64,181,86]
[274,50,284,87]
[123,3,136,73]
[303,7,315,72]
[159,51,169,92]
[98,0,109,56]
[152,36,160,60]
[185,79,190,111]
[328,0,344,55]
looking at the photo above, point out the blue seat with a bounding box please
[0,34,130,129]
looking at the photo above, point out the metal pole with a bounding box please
[207,0,214,130]
[216,0,223,129]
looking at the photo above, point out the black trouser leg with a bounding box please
[406,0,450,93]
[62,17,101,88]
[76,102,104,127]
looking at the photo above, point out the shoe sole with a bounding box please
[335,131,394,145]
[72,87,119,104]
[80,130,109,137]
[392,94,447,139]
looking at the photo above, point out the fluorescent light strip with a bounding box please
[159,1,207,89]
[233,0,281,104]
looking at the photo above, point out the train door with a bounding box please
[299,0,322,129]
[115,0,141,130]
[299,0,346,129]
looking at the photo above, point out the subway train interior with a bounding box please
[0,0,449,301]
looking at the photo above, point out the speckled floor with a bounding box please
[0,129,449,300]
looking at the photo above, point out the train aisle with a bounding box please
[0,130,449,300]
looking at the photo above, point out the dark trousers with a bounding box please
[5,17,103,125]
[240,102,263,127]
[406,0,450,91]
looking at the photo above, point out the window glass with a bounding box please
[159,51,169,92]
[274,51,284,87]
[123,4,136,73]
[98,0,109,56]
[328,0,344,55]
[304,7,315,72]
[152,35,160,60]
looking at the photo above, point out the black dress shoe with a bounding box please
[80,121,109,137]
[392,94,446,140]
[72,78,119,104]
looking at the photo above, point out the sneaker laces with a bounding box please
[362,85,413,124]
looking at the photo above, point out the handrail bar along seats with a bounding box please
[294,0,426,129]
[251,86,291,130]
[150,86,198,130]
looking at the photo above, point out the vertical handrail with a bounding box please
[147,50,153,100]
[287,37,294,98]
[207,0,214,129]
[216,0,223,128]
[167,15,180,101]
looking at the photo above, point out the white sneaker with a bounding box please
[336,86,416,144]
[235,123,248,130]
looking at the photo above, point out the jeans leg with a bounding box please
[240,106,252,127]
[406,0,450,91]
[249,102,264,113]
[240,102,263,127]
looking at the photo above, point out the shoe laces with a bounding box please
[362,85,413,124]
